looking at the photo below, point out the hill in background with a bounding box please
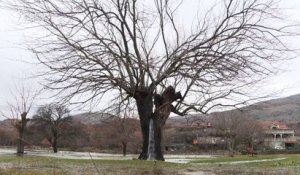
[1,93,300,153]
[239,94,300,122]
[72,112,116,125]
[1,93,300,128]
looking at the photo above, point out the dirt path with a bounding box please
[195,157,286,165]
[184,171,216,175]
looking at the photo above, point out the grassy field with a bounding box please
[0,155,186,175]
[191,154,300,166]
[189,154,300,175]
[0,154,299,175]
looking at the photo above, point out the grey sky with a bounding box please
[1,0,300,118]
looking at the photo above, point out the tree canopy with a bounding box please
[9,0,296,114]
[33,103,71,153]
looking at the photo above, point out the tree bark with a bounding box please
[136,86,182,161]
[137,109,165,161]
[52,131,58,153]
[153,117,164,161]
[122,141,127,156]
[136,93,153,160]
[52,138,58,153]
[16,113,28,156]
[16,129,25,156]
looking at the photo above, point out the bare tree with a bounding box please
[211,111,263,156]
[9,0,297,160]
[0,85,37,155]
[238,117,264,149]
[117,111,140,156]
[33,103,71,153]
[99,116,141,156]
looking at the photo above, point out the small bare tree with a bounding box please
[9,0,298,160]
[211,111,263,156]
[118,111,140,156]
[33,103,71,153]
[1,85,37,155]
[238,118,264,149]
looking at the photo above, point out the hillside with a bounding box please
[0,119,15,132]
[167,93,300,125]
[167,114,208,127]
[239,94,300,122]
[1,93,300,126]
[1,94,300,152]
[71,112,116,125]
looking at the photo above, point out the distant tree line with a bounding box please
[0,107,267,156]
[0,103,142,155]
[0,103,293,156]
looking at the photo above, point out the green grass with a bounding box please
[246,154,300,167]
[0,154,300,175]
[0,155,186,175]
[190,154,300,167]
[188,154,300,175]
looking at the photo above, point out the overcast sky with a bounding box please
[1,0,300,118]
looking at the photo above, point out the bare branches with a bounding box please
[33,103,71,153]
[8,0,298,114]
[211,110,264,156]
[34,103,70,122]
[0,83,39,155]
[1,84,38,121]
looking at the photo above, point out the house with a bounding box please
[260,121,296,150]
[192,135,225,146]
[191,123,227,149]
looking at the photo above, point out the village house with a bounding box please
[260,121,296,150]
[190,122,227,149]
[191,120,297,151]
[165,116,299,153]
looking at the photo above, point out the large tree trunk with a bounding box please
[16,128,25,156]
[137,107,165,161]
[52,138,58,153]
[52,131,58,153]
[152,117,164,161]
[16,113,28,156]
[136,86,182,161]
[122,141,127,156]
[136,93,153,160]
